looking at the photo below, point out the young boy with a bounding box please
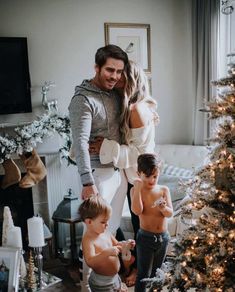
[131,153,173,292]
[79,195,135,292]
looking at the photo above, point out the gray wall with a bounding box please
[0,0,193,146]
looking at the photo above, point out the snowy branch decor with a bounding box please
[0,111,74,165]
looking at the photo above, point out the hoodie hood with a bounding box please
[74,79,110,96]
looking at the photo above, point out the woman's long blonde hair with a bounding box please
[120,61,158,144]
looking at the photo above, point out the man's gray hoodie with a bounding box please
[68,80,121,185]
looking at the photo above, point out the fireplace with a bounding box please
[0,179,34,250]
[0,156,50,250]
[0,151,82,253]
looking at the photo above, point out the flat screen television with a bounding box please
[0,37,32,115]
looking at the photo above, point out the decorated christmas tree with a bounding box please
[167,53,235,291]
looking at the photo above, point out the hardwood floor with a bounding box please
[42,258,136,291]
[43,258,81,291]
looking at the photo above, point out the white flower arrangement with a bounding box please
[0,111,73,164]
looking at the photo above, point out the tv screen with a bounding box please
[0,37,32,114]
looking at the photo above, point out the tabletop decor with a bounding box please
[27,216,46,290]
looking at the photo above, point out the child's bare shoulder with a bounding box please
[82,232,92,244]
[155,184,170,195]
[157,184,169,191]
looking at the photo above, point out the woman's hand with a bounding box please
[89,137,104,155]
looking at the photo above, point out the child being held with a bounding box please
[79,195,135,292]
[131,153,173,292]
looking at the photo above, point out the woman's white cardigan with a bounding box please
[100,123,155,184]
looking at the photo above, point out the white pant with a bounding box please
[79,168,127,292]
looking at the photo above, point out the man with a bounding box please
[68,44,129,291]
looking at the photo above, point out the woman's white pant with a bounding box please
[79,168,127,292]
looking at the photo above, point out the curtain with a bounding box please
[191,0,220,145]
[218,2,235,77]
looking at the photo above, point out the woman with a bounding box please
[89,60,159,286]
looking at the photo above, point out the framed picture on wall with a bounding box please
[0,247,21,292]
[104,23,151,73]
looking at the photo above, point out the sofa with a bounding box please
[120,144,209,241]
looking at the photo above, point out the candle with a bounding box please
[7,226,22,248]
[27,216,45,247]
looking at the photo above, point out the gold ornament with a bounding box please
[27,250,37,291]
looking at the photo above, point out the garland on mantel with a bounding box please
[0,111,75,165]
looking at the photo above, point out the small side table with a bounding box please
[52,217,81,263]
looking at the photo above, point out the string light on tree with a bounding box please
[164,50,235,291]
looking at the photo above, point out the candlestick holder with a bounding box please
[33,246,47,290]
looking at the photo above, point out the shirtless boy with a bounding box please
[79,196,135,292]
[131,153,173,292]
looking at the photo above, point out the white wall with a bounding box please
[0,0,194,145]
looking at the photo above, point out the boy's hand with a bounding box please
[158,199,167,209]
[107,246,121,257]
[126,239,135,250]
[152,197,166,209]
[133,178,143,190]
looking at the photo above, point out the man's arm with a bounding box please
[69,95,98,199]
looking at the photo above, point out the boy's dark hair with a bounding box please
[79,195,112,221]
[95,44,129,69]
[137,153,162,177]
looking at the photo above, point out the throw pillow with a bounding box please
[174,194,192,211]
[162,164,193,178]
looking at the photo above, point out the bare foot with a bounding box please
[125,268,137,287]
[122,255,135,276]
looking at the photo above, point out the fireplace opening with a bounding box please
[0,176,34,250]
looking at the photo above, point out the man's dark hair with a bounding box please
[137,153,162,177]
[95,44,129,68]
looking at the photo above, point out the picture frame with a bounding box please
[0,247,21,292]
[104,23,151,73]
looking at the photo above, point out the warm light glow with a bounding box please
[185,250,192,257]
[205,255,213,265]
[182,274,188,281]
[213,266,224,276]
[229,230,235,239]
[196,273,201,283]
